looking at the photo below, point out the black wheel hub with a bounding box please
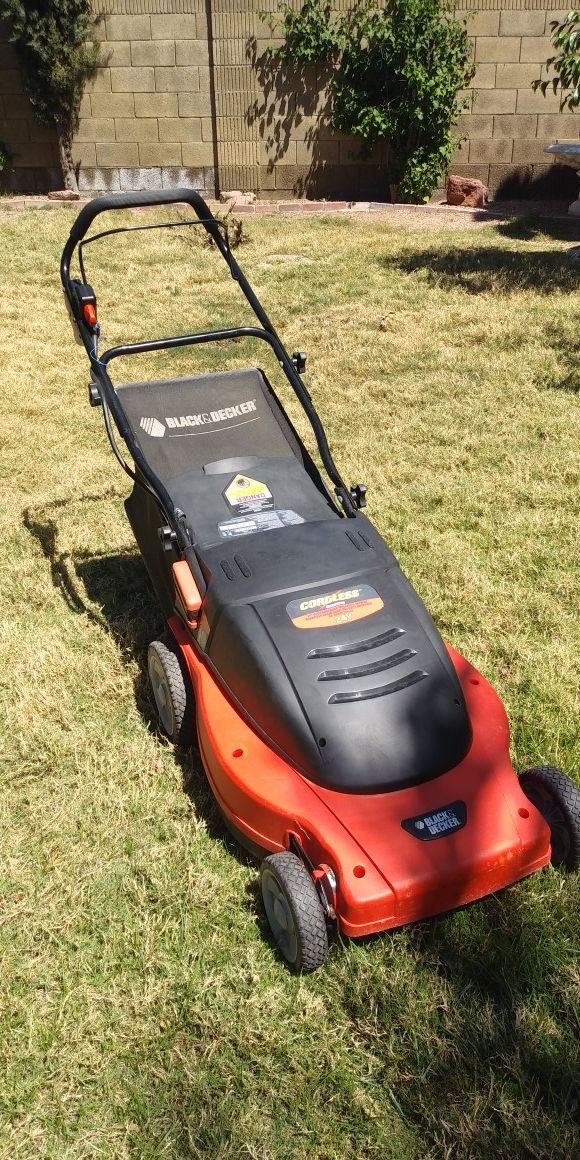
[261,869,298,965]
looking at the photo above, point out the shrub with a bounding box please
[0,0,99,190]
[266,0,474,203]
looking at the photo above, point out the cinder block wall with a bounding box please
[0,0,578,198]
[452,5,580,196]
[212,1,388,199]
[239,0,580,199]
[76,0,215,193]
[0,2,216,195]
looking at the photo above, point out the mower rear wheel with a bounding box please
[260,852,328,973]
[148,635,194,748]
[520,765,580,871]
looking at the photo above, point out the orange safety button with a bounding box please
[172,560,202,619]
[83,303,97,327]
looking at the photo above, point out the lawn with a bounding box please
[0,203,578,1160]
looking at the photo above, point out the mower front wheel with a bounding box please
[260,852,329,973]
[147,635,194,748]
[520,765,580,871]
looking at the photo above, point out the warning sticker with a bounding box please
[223,473,273,515]
[287,584,384,629]
[219,509,304,539]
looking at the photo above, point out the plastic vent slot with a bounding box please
[328,670,428,704]
[307,626,405,661]
[317,647,416,682]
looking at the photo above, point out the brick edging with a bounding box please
[0,195,574,222]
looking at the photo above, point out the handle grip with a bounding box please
[66,187,217,249]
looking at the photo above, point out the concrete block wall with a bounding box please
[0,0,578,199]
[451,5,580,195]
[248,0,580,199]
[212,0,390,200]
[0,2,216,195]
[77,1,215,193]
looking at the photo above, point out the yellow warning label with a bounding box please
[223,474,273,515]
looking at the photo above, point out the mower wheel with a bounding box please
[520,766,580,871]
[147,635,194,748]
[260,852,328,973]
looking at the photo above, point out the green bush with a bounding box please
[0,0,99,190]
[266,0,474,203]
[533,11,579,111]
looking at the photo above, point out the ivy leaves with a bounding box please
[267,0,474,203]
[0,0,99,182]
[532,12,579,111]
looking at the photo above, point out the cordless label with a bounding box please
[223,473,273,515]
[286,584,384,630]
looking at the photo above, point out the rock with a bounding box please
[446,175,488,208]
[219,190,257,206]
[47,189,80,201]
[566,245,580,265]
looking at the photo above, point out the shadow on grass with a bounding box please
[24,502,164,728]
[424,902,579,1152]
[340,883,580,1158]
[539,327,580,394]
[495,215,580,245]
[23,498,256,873]
[381,238,580,296]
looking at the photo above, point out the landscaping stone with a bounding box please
[220,190,257,205]
[47,189,80,201]
[446,175,488,207]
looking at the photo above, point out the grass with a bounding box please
[0,203,578,1159]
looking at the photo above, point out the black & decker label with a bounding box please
[286,585,384,630]
[401,801,467,841]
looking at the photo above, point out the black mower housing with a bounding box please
[61,188,472,796]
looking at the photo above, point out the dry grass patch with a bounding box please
[0,205,578,1159]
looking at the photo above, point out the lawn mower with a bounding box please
[61,190,580,971]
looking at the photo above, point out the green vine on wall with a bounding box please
[532,11,579,111]
[264,0,475,203]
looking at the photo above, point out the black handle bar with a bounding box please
[60,186,357,520]
[64,187,220,251]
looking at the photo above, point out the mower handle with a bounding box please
[60,185,359,524]
[65,187,220,250]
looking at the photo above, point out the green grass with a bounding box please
[0,205,579,1159]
